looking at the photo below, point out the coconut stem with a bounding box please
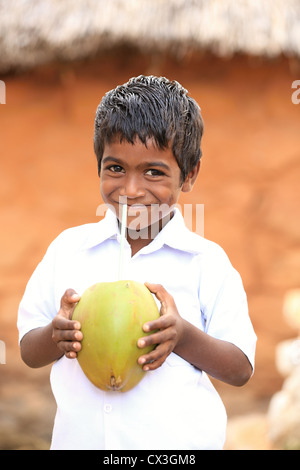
[118,203,127,280]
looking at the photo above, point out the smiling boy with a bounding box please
[100,137,199,255]
[18,75,256,450]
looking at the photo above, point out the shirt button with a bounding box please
[104,403,112,413]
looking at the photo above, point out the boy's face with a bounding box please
[100,137,198,232]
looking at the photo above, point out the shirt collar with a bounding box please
[152,208,204,255]
[81,208,120,250]
[82,207,203,255]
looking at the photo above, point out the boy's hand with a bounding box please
[52,289,83,359]
[137,282,184,371]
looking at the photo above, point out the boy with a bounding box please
[18,75,256,450]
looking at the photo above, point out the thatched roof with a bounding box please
[1,0,300,73]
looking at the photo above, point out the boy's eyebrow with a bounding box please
[102,156,123,165]
[139,161,171,171]
[102,156,171,171]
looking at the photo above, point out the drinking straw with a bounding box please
[118,203,127,280]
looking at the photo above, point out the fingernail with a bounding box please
[138,339,145,348]
[75,331,82,340]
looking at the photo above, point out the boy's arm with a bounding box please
[174,319,252,386]
[138,283,253,387]
[20,290,82,368]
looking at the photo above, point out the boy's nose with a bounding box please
[120,175,145,199]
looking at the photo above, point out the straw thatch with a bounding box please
[0,0,300,73]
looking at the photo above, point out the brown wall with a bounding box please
[0,50,299,448]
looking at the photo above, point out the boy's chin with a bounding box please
[126,210,174,238]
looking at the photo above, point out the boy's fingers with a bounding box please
[53,327,83,342]
[142,313,173,333]
[144,283,170,316]
[65,351,78,359]
[138,344,171,371]
[60,288,80,308]
[53,315,78,330]
[57,340,82,355]
[145,282,168,302]
[59,289,81,320]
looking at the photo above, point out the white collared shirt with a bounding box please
[17,208,256,450]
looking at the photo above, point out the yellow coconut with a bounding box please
[72,280,160,392]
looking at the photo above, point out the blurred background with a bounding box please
[0,0,300,450]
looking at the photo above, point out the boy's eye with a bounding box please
[108,165,124,173]
[145,169,165,177]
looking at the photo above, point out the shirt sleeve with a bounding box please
[17,238,58,343]
[201,244,257,371]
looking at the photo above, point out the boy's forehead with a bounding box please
[105,133,167,148]
[104,135,169,153]
[103,136,180,167]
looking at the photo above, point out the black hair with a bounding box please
[94,75,204,184]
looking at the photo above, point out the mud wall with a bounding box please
[0,51,299,448]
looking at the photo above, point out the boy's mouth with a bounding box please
[127,203,150,208]
[114,200,152,209]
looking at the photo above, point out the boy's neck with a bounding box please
[127,233,151,257]
[124,211,174,257]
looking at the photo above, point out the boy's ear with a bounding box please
[181,161,201,193]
